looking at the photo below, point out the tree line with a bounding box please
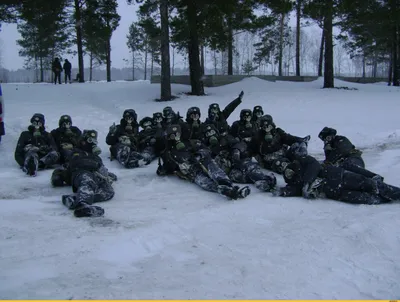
[1,0,399,101]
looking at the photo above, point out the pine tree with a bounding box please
[126,22,145,80]
[17,0,70,82]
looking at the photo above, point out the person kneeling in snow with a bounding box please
[14,113,59,176]
[273,143,400,205]
[157,124,251,200]
[106,109,148,168]
[61,130,117,217]
[200,124,277,192]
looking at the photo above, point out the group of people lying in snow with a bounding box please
[14,91,400,217]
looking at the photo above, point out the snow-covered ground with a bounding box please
[1,78,400,299]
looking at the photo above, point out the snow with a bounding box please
[1,77,400,299]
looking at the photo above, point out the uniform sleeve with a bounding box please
[47,133,59,152]
[222,96,242,120]
[14,132,27,166]
[106,125,121,145]
[300,156,321,185]
[279,185,302,197]
[230,121,240,138]
[277,128,304,146]
[325,136,357,163]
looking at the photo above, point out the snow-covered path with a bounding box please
[0,79,399,299]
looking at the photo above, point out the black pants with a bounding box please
[54,72,61,84]
[65,72,71,83]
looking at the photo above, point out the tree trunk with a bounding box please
[388,50,393,85]
[213,50,218,75]
[106,39,111,82]
[323,1,334,89]
[393,25,399,86]
[278,12,285,77]
[362,53,366,78]
[144,37,148,80]
[159,0,172,100]
[89,51,93,81]
[132,51,135,80]
[74,0,84,83]
[318,28,324,77]
[295,0,301,76]
[186,0,204,95]
[200,44,205,75]
[40,57,44,82]
[151,54,154,78]
[227,16,233,75]
[172,46,175,76]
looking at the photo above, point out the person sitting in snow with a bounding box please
[51,114,82,164]
[273,143,400,205]
[14,113,59,176]
[181,106,203,140]
[230,109,258,145]
[252,105,264,130]
[200,124,276,192]
[161,106,189,139]
[203,90,243,136]
[136,116,165,162]
[318,126,365,169]
[106,109,148,168]
[61,130,117,217]
[152,112,163,129]
[251,114,310,174]
[156,124,251,200]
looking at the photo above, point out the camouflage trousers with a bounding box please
[23,150,59,175]
[229,159,276,192]
[63,171,115,207]
[111,143,154,169]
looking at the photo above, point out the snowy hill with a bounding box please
[0,78,399,299]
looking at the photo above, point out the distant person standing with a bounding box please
[63,59,72,84]
[52,57,62,85]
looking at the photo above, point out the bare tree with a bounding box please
[334,41,346,76]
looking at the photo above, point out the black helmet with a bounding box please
[140,117,153,129]
[122,109,137,121]
[30,113,45,126]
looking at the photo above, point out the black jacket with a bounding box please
[106,119,139,147]
[203,96,242,135]
[63,61,72,73]
[51,126,82,151]
[324,135,362,164]
[14,126,58,166]
[137,127,165,155]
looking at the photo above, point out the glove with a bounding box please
[109,122,117,134]
[61,143,73,150]
[243,137,252,142]
[24,144,39,153]
[303,135,311,142]
[271,187,283,197]
[238,90,244,100]
[119,135,131,146]
[372,175,384,182]
[108,172,118,182]
[302,183,317,199]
